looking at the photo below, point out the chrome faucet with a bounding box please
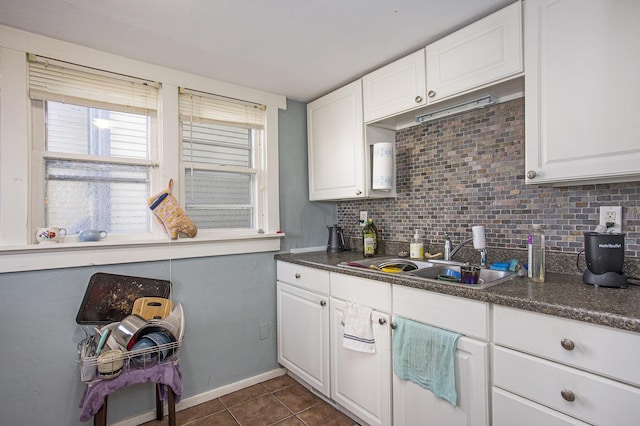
[444,234,488,267]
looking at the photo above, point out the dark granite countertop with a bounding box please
[275,251,640,333]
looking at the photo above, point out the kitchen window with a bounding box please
[29,55,159,238]
[179,89,265,231]
[0,46,284,272]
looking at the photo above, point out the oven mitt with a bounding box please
[148,179,197,239]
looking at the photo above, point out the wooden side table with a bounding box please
[80,362,182,425]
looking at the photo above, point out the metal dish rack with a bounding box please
[79,338,183,383]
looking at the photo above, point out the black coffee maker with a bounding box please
[581,232,628,288]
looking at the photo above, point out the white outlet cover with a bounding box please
[599,206,622,233]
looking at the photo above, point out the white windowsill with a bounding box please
[0,232,284,273]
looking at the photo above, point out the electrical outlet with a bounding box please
[359,211,368,225]
[600,206,622,233]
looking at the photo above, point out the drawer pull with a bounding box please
[295,273,301,279]
[561,389,576,402]
[378,318,387,325]
[390,322,397,330]
[561,338,575,351]
[320,300,326,307]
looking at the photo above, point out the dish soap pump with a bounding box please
[410,229,424,260]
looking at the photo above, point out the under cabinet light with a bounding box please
[416,95,497,123]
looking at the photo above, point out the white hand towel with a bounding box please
[341,303,376,353]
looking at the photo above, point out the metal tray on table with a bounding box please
[75,273,171,325]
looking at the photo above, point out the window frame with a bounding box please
[30,99,161,238]
[0,31,285,273]
[179,88,265,233]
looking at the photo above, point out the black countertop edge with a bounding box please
[274,252,640,334]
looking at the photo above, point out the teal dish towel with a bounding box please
[392,316,461,406]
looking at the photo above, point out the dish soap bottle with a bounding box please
[527,224,545,282]
[363,219,376,257]
[410,229,424,260]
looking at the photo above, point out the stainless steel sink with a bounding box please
[338,257,436,272]
[407,264,516,289]
[337,256,516,289]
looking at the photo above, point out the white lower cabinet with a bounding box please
[330,297,391,426]
[493,305,640,425]
[392,285,490,426]
[393,337,489,426]
[276,262,330,397]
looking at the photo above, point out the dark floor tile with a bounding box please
[272,416,305,425]
[262,374,296,392]
[273,383,321,414]
[138,416,167,426]
[220,383,268,408]
[187,409,239,426]
[227,394,292,426]
[175,398,225,424]
[297,403,357,426]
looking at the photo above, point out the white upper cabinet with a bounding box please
[525,0,640,185]
[307,80,365,201]
[362,49,427,123]
[425,1,523,104]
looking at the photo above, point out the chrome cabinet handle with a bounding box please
[415,95,423,103]
[427,90,436,98]
[561,338,575,351]
[378,318,387,325]
[320,300,326,307]
[527,170,537,179]
[355,189,362,196]
[561,389,575,402]
[390,322,397,330]
[295,273,301,279]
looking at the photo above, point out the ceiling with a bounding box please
[0,0,515,102]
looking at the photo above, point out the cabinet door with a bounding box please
[307,80,365,201]
[362,49,426,123]
[525,0,640,184]
[425,1,522,103]
[330,298,391,426]
[277,281,330,397]
[392,336,489,426]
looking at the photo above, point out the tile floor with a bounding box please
[141,374,359,425]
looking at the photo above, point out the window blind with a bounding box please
[28,54,158,114]
[179,88,265,129]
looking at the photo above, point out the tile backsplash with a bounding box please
[337,98,640,265]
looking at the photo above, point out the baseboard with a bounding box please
[111,367,287,426]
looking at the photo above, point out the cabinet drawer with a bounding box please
[494,346,640,426]
[276,261,330,295]
[494,305,640,386]
[330,273,390,312]
[493,387,590,426]
[392,285,489,340]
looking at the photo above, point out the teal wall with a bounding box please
[0,99,336,425]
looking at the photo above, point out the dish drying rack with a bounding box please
[79,338,184,383]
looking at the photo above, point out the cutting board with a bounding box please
[132,297,174,320]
